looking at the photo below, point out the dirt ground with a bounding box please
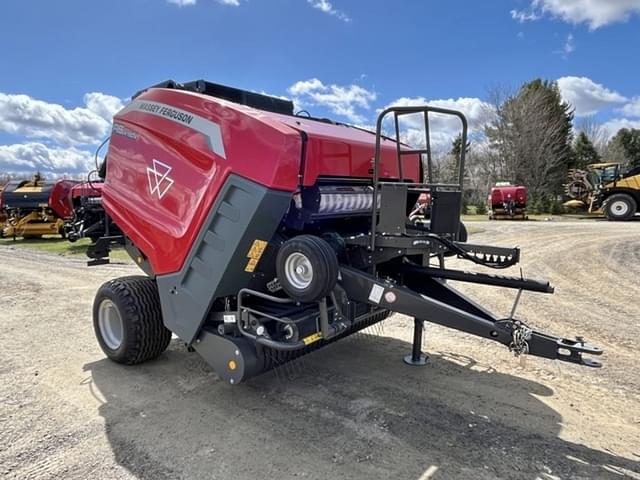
[1,220,639,480]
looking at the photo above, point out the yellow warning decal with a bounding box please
[302,332,323,346]
[244,239,268,272]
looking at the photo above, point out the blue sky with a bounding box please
[1,0,639,175]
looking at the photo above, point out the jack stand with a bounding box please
[404,317,428,366]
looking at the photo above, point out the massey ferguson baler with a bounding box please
[90,80,602,384]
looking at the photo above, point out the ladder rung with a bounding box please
[399,149,429,155]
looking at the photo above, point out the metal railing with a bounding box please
[369,106,468,253]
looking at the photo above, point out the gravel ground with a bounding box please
[0,220,639,480]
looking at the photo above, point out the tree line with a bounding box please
[438,79,640,211]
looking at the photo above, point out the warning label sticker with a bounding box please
[368,284,385,304]
[302,332,323,345]
[244,239,268,272]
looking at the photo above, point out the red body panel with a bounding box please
[270,114,420,185]
[103,88,420,275]
[49,180,77,219]
[70,181,103,200]
[104,89,302,275]
[489,185,527,207]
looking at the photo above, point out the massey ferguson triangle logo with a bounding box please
[146,159,174,200]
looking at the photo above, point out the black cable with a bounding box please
[439,237,514,269]
[94,137,109,172]
[86,169,101,194]
[408,232,515,269]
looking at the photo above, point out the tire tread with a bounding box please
[94,276,171,364]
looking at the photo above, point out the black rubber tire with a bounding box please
[457,222,468,242]
[603,194,636,221]
[442,222,468,257]
[93,276,171,364]
[276,235,339,303]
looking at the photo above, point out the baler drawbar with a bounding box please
[89,80,602,384]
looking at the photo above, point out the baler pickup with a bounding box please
[89,80,602,385]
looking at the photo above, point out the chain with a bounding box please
[509,320,532,357]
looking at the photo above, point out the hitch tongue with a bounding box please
[527,329,603,368]
[504,319,603,368]
[556,337,603,367]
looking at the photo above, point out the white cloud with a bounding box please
[511,0,640,29]
[563,33,575,55]
[553,33,575,58]
[84,92,125,122]
[288,78,375,123]
[382,97,494,150]
[0,143,93,176]
[0,92,124,146]
[511,8,541,22]
[307,0,350,22]
[602,118,640,138]
[621,98,640,117]
[167,0,197,5]
[557,76,627,116]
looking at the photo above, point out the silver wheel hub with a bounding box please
[611,200,629,216]
[98,299,124,350]
[284,252,313,289]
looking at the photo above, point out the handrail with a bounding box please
[370,106,468,255]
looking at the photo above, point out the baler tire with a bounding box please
[603,194,636,221]
[276,235,339,303]
[93,276,171,365]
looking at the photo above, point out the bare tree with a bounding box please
[576,115,608,156]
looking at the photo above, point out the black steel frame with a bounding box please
[370,106,469,253]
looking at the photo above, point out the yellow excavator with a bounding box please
[564,162,640,221]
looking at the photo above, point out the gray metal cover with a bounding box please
[156,174,291,344]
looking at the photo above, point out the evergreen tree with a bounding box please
[607,128,640,169]
[484,79,574,197]
[572,131,601,170]
[450,133,471,158]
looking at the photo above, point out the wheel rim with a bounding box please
[98,299,124,350]
[284,252,313,290]
[611,200,629,216]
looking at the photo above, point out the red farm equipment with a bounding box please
[88,80,601,384]
[488,183,528,220]
[0,174,77,239]
[64,179,121,243]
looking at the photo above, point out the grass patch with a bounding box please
[0,236,131,262]
[461,213,590,222]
